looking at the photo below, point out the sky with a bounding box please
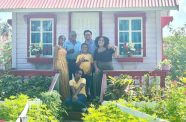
[163,0,186,36]
[0,0,186,37]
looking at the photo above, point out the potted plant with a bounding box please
[160,59,172,71]
[124,42,136,57]
[29,43,42,57]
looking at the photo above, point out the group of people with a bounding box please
[53,30,116,111]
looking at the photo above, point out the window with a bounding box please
[118,18,142,56]
[30,19,54,57]
[26,14,56,63]
[115,13,146,60]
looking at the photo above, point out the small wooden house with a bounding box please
[0,0,179,86]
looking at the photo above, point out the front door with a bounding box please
[71,12,100,42]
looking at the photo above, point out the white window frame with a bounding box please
[118,17,143,57]
[30,18,54,58]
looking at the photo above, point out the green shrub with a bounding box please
[0,73,51,100]
[104,74,163,102]
[104,75,134,100]
[27,100,58,122]
[39,90,66,121]
[0,22,12,70]
[21,76,51,98]
[0,94,28,121]
[130,83,186,122]
[82,103,147,122]
[164,25,186,80]
[0,73,22,100]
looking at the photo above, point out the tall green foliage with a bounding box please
[40,91,66,121]
[0,73,51,100]
[27,101,58,122]
[130,83,186,122]
[82,103,147,122]
[0,22,12,70]
[164,24,186,80]
[0,94,28,121]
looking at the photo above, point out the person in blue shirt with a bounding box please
[64,31,82,80]
[84,30,96,56]
[83,30,96,99]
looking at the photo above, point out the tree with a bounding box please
[0,22,12,70]
[164,24,186,80]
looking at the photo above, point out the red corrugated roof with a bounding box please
[0,0,179,9]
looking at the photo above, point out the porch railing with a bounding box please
[100,70,168,102]
[10,69,57,77]
[48,73,60,91]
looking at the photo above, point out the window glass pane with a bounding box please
[132,32,141,43]
[119,20,129,30]
[43,44,52,55]
[43,21,52,31]
[43,33,52,43]
[31,33,40,43]
[119,32,129,43]
[132,19,141,30]
[31,21,40,31]
[119,44,126,55]
[134,44,141,55]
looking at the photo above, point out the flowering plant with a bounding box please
[124,42,136,56]
[29,43,42,56]
[158,59,172,70]
[160,59,171,67]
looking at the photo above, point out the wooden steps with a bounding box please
[64,111,83,122]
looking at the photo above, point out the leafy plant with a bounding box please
[0,73,22,100]
[104,75,134,100]
[0,73,52,100]
[0,22,11,35]
[39,90,66,121]
[164,24,186,80]
[160,59,172,67]
[27,100,58,122]
[0,22,12,70]
[128,82,186,122]
[124,42,136,56]
[29,43,43,56]
[0,94,28,121]
[21,76,51,98]
[82,103,147,122]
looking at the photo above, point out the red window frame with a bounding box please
[115,13,146,62]
[25,13,56,63]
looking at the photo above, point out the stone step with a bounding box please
[64,111,83,121]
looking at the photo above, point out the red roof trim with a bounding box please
[0,0,179,9]
[161,16,173,28]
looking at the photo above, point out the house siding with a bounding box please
[12,11,162,70]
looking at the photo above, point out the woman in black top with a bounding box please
[93,36,116,97]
